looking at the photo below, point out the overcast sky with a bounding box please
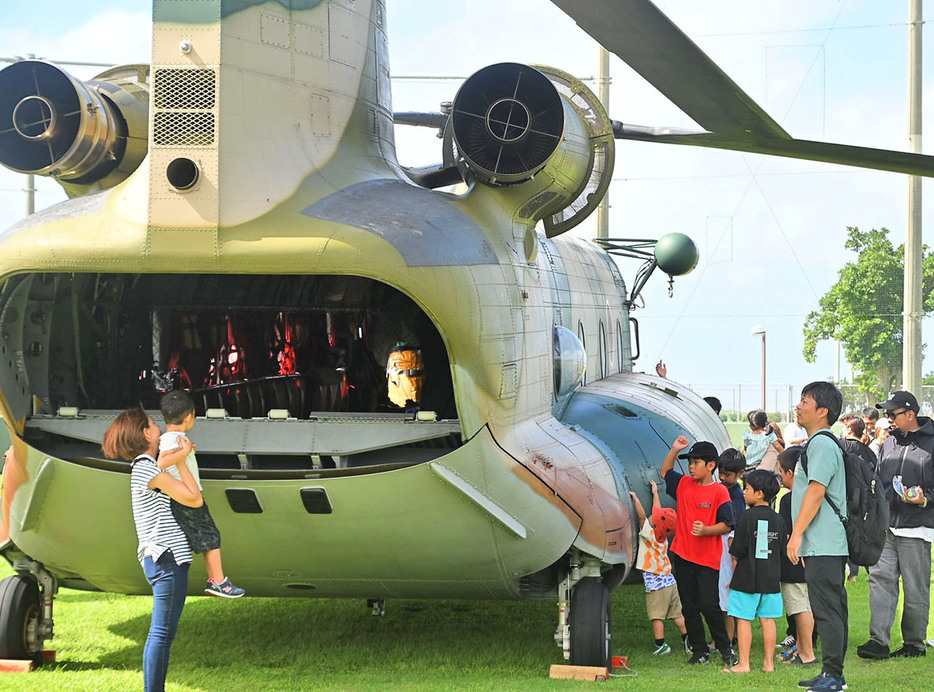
[0,0,931,414]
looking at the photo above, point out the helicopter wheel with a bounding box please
[568,577,612,668]
[0,574,41,659]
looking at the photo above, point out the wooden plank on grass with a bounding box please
[0,659,35,673]
[548,664,609,680]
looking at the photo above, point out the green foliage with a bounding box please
[803,227,934,402]
[0,560,928,690]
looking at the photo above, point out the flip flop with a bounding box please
[784,655,818,665]
[721,667,749,674]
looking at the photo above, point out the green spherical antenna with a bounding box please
[654,233,699,276]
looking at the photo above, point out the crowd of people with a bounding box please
[633,380,934,692]
[101,373,932,691]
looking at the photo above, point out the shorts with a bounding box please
[170,499,221,554]
[727,590,783,620]
[780,581,811,616]
[645,583,683,621]
[719,534,734,611]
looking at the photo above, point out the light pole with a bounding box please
[751,326,766,411]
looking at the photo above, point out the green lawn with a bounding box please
[0,560,928,691]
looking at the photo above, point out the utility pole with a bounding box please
[596,46,610,239]
[25,173,34,216]
[904,0,923,394]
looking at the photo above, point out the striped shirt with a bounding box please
[130,455,192,565]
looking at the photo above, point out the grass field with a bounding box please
[0,559,929,691]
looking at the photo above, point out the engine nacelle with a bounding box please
[0,60,149,197]
[450,62,614,237]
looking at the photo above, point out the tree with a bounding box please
[803,226,934,403]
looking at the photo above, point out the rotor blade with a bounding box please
[550,0,790,139]
[401,163,464,189]
[613,122,934,178]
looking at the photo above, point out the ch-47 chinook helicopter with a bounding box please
[0,0,932,668]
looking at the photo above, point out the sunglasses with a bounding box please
[886,409,909,420]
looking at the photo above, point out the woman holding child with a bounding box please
[103,408,202,692]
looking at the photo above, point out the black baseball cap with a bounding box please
[677,441,718,462]
[876,391,919,414]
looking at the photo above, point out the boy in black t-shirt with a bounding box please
[723,469,787,674]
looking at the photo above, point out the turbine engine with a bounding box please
[0,60,149,197]
[450,62,614,236]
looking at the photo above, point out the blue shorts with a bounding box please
[727,590,783,620]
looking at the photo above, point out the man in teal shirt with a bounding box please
[787,381,847,692]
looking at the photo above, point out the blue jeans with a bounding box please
[142,551,189,692]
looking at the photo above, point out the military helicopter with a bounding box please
[0,0,931,669]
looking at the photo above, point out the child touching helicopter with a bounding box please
[158,390,245,598]
[630,481,690,656]
[661,435,736,666]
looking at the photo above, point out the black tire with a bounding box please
[0,574,40,659]
[569,577,612,668]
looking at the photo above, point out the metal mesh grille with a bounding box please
[154,69,216,109]
[153,112,216,146]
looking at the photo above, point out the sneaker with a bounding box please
[720,647,739,667]
[798,673,824,688]
[687,652,710,665]
[778,634,797,648]
[807,673,846,691]
[652,642,671,656]
[799,673,847,689]
[204,577,245,598]
[856,638,891,659]
[682,636,691,654]
[892,645,925,658]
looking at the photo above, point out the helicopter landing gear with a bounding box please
[569,578,611,668]
[554,553,613,668]
[0,575,40,659]
[0,556,56,659]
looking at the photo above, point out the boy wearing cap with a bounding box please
[630,481,690,656]
[661,435,736,666]
[858,389,934,661]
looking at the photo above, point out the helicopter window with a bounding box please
[553,326,586,400]
[598,320,607,379]
[616,320,623,373]
[4,273,461,473]
[576,321,587,386]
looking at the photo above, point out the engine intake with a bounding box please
[0,60,149,195]
[451,63,615,237]
[451,63,565,185]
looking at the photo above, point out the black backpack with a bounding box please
[800,430,890,567]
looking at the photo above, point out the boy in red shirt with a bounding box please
[662,435,736,665]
